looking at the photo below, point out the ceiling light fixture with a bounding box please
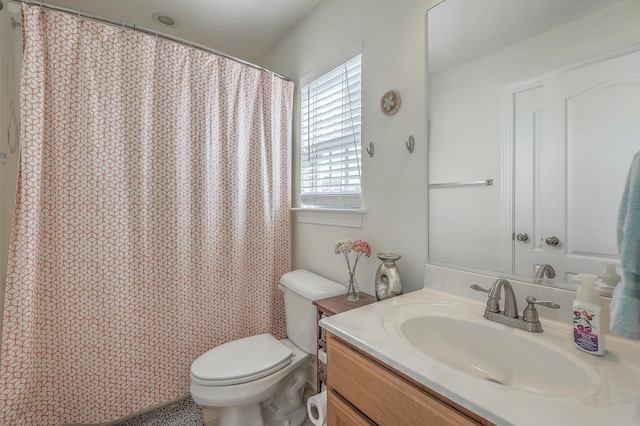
[152,12,176,26]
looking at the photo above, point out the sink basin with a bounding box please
[383,302,601,398]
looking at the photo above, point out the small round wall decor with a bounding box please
[380,90,401,116]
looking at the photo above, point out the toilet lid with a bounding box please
[191,334,293,385]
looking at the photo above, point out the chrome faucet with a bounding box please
[484,278,518,318]
[471,279,560,332]
[536,264,556,280]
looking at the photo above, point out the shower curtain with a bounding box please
[0,5,292,425]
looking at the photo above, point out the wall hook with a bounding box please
[406,135,415,153]
[366,141,374,157]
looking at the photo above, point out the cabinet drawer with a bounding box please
[327,389,375,426]
[327,334,479,426]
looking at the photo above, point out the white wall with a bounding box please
[0,2,22,334]
[259,0,440,294]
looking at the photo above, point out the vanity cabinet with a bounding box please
[313,293,376,391]
[326,333,492,426]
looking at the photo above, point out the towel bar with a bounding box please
[429,179,493,188]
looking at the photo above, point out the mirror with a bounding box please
[427,0,640,294]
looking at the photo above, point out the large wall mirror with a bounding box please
[427,0,640,294]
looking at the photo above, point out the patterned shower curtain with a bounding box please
[0,5,292,425]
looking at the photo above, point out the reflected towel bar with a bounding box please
[429,179,493,188]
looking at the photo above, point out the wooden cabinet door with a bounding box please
[327,334,483,426]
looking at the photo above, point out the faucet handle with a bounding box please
[526,296,560,309]
[471,284,502,314]
[523,296,560,323]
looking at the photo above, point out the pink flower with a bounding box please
[352,240,371,257]
[334,239,371,274]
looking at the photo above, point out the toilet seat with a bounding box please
[191,334,293,386]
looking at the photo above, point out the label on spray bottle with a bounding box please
[573,308,599,352]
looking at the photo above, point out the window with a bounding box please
[300,54,362,208]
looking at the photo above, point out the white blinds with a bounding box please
[301,55,362,208]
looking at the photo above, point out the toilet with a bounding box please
[190,269,345,426]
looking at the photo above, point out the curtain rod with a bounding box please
[10,0,292,82]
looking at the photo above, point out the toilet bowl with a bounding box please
[190,270,345,426]
[191,337,310,426]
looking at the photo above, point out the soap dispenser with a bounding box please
[573,274,605,355]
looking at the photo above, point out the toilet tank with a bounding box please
[280,270,345,354]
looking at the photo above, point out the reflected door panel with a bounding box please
[541,49,640,281]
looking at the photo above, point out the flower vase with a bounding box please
[345,271,360,302]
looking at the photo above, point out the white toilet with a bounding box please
[190,269,344,426]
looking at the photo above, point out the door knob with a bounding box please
[516,233,529,242]
[545,236,560,246]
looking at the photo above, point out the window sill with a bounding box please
[291,207,365,228]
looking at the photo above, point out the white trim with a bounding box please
[291,208,365,228]
[502,80,546,275]
[299,44,363,87]
[500,87,514,274]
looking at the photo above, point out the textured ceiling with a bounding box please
[35,0,323,62]
[428,0,625,75]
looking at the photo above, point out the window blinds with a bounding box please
[301,55,362,208]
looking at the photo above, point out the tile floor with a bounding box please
[201,385,316,426]
[117,384,318,426]
[117,397,205,425]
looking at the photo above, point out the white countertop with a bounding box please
[320,287,640,426]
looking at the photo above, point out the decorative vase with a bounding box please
[345,271,360,302]
[375,252,402,301]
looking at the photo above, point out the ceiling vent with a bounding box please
[152,12,176,26]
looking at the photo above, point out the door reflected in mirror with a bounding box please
[427,0,640,294]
